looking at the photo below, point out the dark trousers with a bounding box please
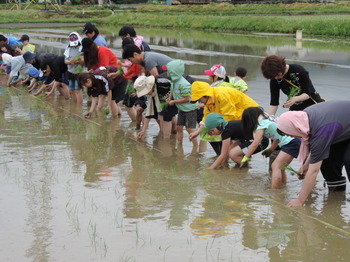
[320,139,350,188]
[210,141,222,156]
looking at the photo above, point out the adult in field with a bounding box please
[123,44,178,135]
[81,37,118,71]
[118,25,151,52]
[277,100,350,207]
[41,55,70,99]
[82,22,107,47]
[261,55,324,116]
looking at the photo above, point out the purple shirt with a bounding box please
[305,100,350,163]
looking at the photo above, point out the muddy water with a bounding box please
[1,26,350,261]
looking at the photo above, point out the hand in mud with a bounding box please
[261,148,273,157]
[298,165,308,180]
[239,156,250,168]
[137,131,145,139]
[298,173,305,180]
[287,199,304,207]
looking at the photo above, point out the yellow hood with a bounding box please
[191,81,214,101]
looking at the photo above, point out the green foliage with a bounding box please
[281,165,302,176]
[2,3,350,37]
[36,93,46,99]
[160,102,169,111]
[76,65,83,73]
[287,87,300,100]
[125,84,136,95]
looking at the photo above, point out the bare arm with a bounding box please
[85,97,99,118]
[269,139,279,151]
[189,124,205,141]
[209,138,231,169]
[45,81,61,97]
[7,75,15,86]
[267,105,278,116]
[169,96,190,106]
[148,67,159,78]
[284,93,310,108]
[244,129,264,158]
[138,118,151,139]
[288,161,322,207]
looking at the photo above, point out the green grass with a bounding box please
[2,3,350,37]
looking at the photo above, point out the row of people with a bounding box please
[1,25,349,208]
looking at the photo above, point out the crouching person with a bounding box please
[78,66,127,118]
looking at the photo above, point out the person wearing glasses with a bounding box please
[277,100,350,207]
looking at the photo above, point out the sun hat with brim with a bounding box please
[81,37,94,52]
[23,51,36,63]
[205,112,228,130]
[134,75,155,97]
[204,64,226,78]
[191,81,214,102]
[27,67,39,78]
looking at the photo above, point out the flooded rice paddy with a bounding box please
[1,25,350,261]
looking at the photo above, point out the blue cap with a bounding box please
[27,67,39,78]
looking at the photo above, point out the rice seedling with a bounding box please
[160,101,169,111]
[87,219,98,248]
[163,245,171,262]
[119,253,136,262]
[281,164,305,179]
[287,86,300,100]
[76,65,83,73]
[113,184,121,200]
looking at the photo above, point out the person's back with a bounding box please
[230,67,248,93]
[229,77,247,93]
[22,43,35,53]
[94,34,107,47]
[33,53,58,70]
[211,85,257,120]
[166,60,197,113]
[144,51,172,76]
[191,81,258,122]
[82,22,107,47]
[96,46,118,69]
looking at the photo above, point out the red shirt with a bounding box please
[91,46,118,70]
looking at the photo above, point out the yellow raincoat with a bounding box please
[192,81,258,123]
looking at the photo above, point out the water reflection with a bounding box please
[1,27,350,261]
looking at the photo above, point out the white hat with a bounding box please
[134,75,155,97]
[1,53,12,65]
[204,64,226,78]
[69,32,82,47]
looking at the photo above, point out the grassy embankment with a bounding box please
[1,3,350,37]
